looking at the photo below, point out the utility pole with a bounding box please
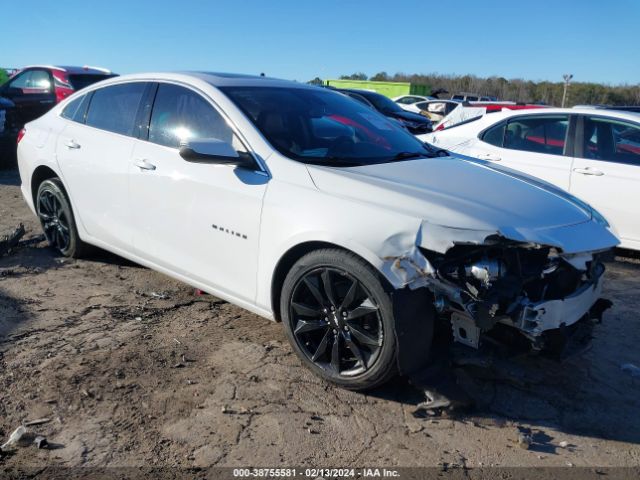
[561,74,573,107]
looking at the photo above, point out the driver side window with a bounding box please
[9,70,52,92]
[149,83,245,152]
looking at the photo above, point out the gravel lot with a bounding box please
[1,167,639,472]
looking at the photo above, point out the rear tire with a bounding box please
[36,178,90,258]
[280,249,398,390]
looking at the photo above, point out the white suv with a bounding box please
[17,73,618,390]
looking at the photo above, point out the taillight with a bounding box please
[17,128,26,145]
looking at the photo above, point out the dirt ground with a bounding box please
[1,167,639,473]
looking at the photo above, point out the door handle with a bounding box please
[479,152,501,161]
[573,167,604,176]
[135,159,156,171]
[65,140,81,149]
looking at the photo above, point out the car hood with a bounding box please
[306,156,619,254]
[389,109,430,124]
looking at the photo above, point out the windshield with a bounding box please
[221,86,441,166]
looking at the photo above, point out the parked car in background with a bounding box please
[433,102,549,131]
[0,96,17,167]
[451,92,497,102]
[337,88,433,134]
[393,94,435,109]
[421,107,640,250]
[17,72,618,389]
[404,99,460,121]
[0,65,116,166]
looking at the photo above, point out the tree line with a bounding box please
[327,72,640,106]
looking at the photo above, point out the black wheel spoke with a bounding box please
[321,269,337,307]
[294,319,328,335]
[330,334,341,373]
[52,197,60,216]
[44,194,55,215]
[312,330,331,362]
[56,228,65,249]
[57,226,69,249]
[349,324,381,347]
[344,332,367,370]
[339,278,358,311]
[291,302,321,318]
[347,304,379,321]
[303,277,325,307]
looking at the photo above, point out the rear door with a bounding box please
[570,115,640,249]
[471,114,574,190]
[129,82,268,302]
[2,69,56,126]
[56,82,148,251]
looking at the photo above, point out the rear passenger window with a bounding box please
[61,94,91,123]
[481,122,505,146]
[148,83,236,149]
[85,83,146,136]
[503,115,569,155]
[61,96,84,120]
[583,116,640,165]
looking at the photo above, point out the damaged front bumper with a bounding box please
[509,265,604,338]
[381,220,618,356]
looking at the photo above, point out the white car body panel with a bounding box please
[421,108,640,250]
[570,153,640,250]
[17,74,619,350]
[56,122,136,250]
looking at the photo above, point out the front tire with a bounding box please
[280,249,397,390]
[36,178,89,258]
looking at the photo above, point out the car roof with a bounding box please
[21,65,114,75]
[338,88,384,98]
[476,106,640,124]
[70,71,322,94]
[190,71,317,89]
[420,99,458,104]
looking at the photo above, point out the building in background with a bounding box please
[325,79,430,98]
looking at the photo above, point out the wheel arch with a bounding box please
[270,240,391,322]
[31,165,62,206]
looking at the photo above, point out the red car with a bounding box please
[1,65,116,166]
[5,65,116,102]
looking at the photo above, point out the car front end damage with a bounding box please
[383,220,617,359]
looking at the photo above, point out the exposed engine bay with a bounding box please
[420,240,610,355]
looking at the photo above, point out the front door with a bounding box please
[570,115,640,250]
[129,82,268,302]
[2,69,56,127]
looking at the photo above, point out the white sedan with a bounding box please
[393,94,435,111]
[18,73,618,390]
[421,107,640,251]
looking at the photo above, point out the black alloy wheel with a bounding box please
[38,187,71,252]
[281,249,397,390]
[36,178,89,258]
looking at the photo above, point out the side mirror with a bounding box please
[179,138,255,169]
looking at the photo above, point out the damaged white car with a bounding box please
[17,73,619,390]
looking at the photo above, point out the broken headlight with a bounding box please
[465,258,506,287]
